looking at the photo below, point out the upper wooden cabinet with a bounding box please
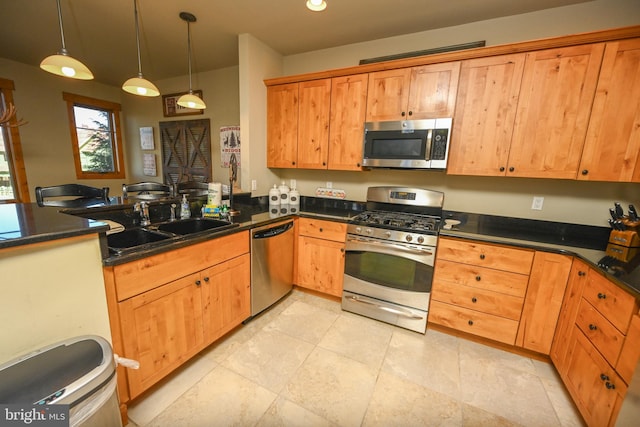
[447,54,526,176]
[267,83,298,168]
[297,79,332,169]
[365,62,460,122]
[578,38,640,182]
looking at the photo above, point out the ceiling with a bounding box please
[0,0,593,87]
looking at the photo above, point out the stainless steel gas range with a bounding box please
[342,186,444,333]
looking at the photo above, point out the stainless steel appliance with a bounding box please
[250,219,295,316]
[342,186,443,333]
[362,119,452,169]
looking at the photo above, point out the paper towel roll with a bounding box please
[208,182,222,206]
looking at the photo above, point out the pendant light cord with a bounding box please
[55,0,68,54]
[186,19,193,94]
[133,0,143,77]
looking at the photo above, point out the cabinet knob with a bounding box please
[292,161,296,165]
[597,292,607,299]
[499,166,505,172]
[468,320,474,326]
[195,280,201,286]
[401,111,406,117]
[479,254,485,260]
[204,277,210,282]
[475,275,481,281]
[322,162,326,166]
[589,324,598,331]
[578,271,586,276]
[319,228,323,232]
[509,166,515,172]
[581,170,589,175]
[471,297,477,303]
[408,111,413,116]
[356,163,361,167]
[605,382,616,390]
[600,373,609,381]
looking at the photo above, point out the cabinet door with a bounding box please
[579,38,640,182]
[297,79,331,169]
[447,54,525,176]
[516,252,572,355]
[267,83,298,168]
[365,68,412,122]
[120,273,204,399]
[551,258,588,375]
[507,44,604,178]
[328,74,368,171]
[406,62,460,119]
[297,236,345,297]
[564,327,626,427]
[202,253,251,343]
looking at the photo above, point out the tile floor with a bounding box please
[125,289,585,427]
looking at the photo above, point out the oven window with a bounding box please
[345,250,432,293]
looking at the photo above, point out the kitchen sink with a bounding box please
[106,228,172,253]
[154,218,237,235]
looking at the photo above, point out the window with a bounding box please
[0,78,29,203]
[63,92,125,179]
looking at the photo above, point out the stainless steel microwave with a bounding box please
[362,118,452,169]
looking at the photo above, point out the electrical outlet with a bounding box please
[531,196,544,210]
[290,179,297,190]
[326,181,332,189]
[251,180,257,191]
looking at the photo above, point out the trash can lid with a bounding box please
[0,335,115,406]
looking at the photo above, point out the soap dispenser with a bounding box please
[180,194,191,219]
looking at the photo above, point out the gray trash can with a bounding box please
[0,335,122,427]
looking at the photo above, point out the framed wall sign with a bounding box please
[162,90,204,117]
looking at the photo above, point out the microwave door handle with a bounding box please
[426,128,433,161]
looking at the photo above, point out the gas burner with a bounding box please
[351,211,441,233]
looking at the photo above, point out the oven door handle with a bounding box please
[345,295,424,320]
[346,238,433,257]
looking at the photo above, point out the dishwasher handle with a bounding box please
[252,221,294,239]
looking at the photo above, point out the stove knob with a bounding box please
[385,231,392,238]
[355,227,362,233]
[417,236,424,244]
[366,228,373,235]
[405,235,413,242]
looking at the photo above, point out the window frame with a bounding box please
[63,92,126,180]
[0,78,30,203]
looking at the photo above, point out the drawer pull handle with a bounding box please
[203,277,210,282]
[468,320,474,326]
[605,382,616,390]
[195,280,201,286]
[479,254,485,260]
[600,374,609,381]
[578,271,586,276]
[475,275,481,281]
[589,324,598,331]
[597,293,607,299]
[471,297,477,303]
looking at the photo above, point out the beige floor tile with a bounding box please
[222,328,315,393]
[256,396,338,427]
[146,365,276,427]
[363,370,463,427]
[264,300,339,344]
[459,339,537,376]
[282,347,378,426]
[461,403,522,426]
[382,327,461,400]
[539,376,586,427]
[318,312,393,369]
[127,353,218,426]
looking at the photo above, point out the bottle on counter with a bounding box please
[289,187,300,206]
[180,194,191,219]
[278,181,290,204]
[207,182,222,206]
[269,185,281,206]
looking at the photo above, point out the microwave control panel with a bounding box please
[431,128,450,160]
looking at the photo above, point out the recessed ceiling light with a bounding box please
[306,0,327,12]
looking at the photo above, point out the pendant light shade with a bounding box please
[40,0,93,80]
[122,0,159,97]
[177,12,206,110]
[306,0,327,11]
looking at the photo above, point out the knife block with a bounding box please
[606,229,640,262]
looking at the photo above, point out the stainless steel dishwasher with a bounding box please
[251,219,295,316]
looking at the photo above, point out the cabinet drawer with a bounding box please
[437,237,534,274]
[428,300,519,345]
[576,299,625,367]
[298,217,347,242]
[582,271,637,333]
[434,259,529,297]
[431,281,524,320]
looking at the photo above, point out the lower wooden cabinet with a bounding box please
[296,217,346,297]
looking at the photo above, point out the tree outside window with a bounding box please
[63,92,125,179]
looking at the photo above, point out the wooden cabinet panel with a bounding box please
[298,217,347,242]
[579,38,640,182]
[297,79,332,169]
[447,54,525,176]
[406,62,460,119]
[267,83,298,167]
[434,259,529,297]
[328,74,368,171]
[365,68,412,122]
[516,252,572,354]
[120,273,205,398]
[617,314,640,384]
[297,236,345,297]
[431,280,524,320]
[437,237,534,274]
[507,44,604,179]
[564,328,627,427]
[576,299,625,367]
[429,300,519,345]
[582,270,637,333]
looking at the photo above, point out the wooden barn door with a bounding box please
[160,119,212,185]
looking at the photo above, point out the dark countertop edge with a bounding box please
[439,229,640,300]
[0,226,110,250]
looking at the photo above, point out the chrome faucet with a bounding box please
[134,201,151,226]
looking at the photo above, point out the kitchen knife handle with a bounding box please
[615,202,624,218]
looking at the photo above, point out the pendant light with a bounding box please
[177,12,206,110]
[306,0,327,11]
[122,0,159,97]
[40,0,94,80]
